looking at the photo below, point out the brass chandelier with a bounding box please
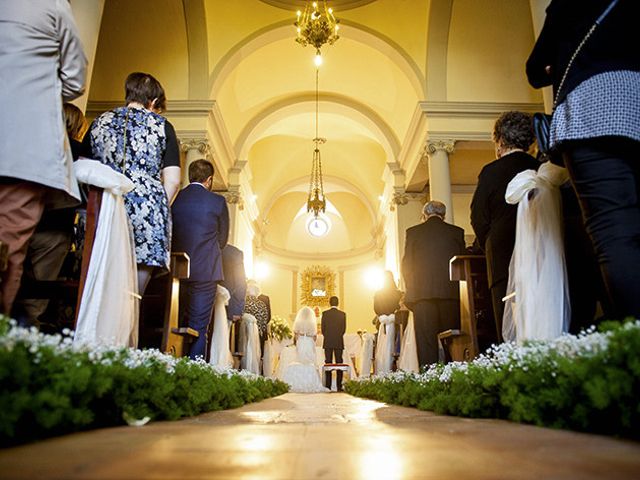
[307,67,326,218]
[295,1,340,61]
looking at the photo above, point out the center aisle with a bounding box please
[1,393,639,479]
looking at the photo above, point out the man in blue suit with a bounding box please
[172,159,229,359]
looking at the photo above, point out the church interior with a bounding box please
[75,0,546,333]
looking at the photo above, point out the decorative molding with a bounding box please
[219,186,244,211]
[262,238,377,261]
[421,101,545,119]
[179,137,210,156]
[390,190,409,211]
[85,100,214,118]
[426,139,456,155]
[258,0,376,11]
[428,131,493,142]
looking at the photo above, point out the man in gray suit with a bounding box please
[0,0,87,315]
[321,296,346,391]
[402,201,466,367]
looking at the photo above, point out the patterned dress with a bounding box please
[86,106,179,269]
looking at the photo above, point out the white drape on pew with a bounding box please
[209,285,233,368]
[73,159,138,348]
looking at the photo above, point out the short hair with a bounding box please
[493,111,534,151]
[329,296,339,307]
[125,72,166,112]
[423,200,446,218]
[246,279,260,297]
[63,103,88,141]
[189,159,214,183]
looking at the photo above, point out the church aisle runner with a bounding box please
[0,393,639,479]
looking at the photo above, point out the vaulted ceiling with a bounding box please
[88,0,542,258]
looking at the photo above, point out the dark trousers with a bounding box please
[562,137,640,320]
[411,299,460,367]
[489,278,508,343]
[180,280,217,360]
[324,348,344,390]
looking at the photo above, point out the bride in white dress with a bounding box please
[278,307,328,393]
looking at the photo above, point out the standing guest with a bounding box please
[82,72,181,295]
[374,271,402,319]
[373,271,403,372]
[470,112,539,341]
[321,296,347,391]
[13,104,88,327]
[221,245,247,323]
[221,244,247,355]
[172,159,229,360]
[527,0,640,320]
[244,282,269,359]
[0,0,86,315]
[402,201,465,367]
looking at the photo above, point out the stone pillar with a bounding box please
[426,140,455,223]
[222,188,244,247]
[69,0,106,112]
[179,138,211,187]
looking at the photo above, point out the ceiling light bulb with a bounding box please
[314,53,323,67]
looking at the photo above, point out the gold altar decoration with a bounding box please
[300,264,336,307]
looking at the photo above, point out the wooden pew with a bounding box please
[138,252,197,357]
[438,255,497,362]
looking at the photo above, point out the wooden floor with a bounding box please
[1,393,639,479]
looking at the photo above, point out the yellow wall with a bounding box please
[90,0,189,101]
[446,0,540,103]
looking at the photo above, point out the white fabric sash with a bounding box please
[375,314,395,375]
[503,162,571,343]
[241,313,261,374]
[398,314,419,372]
[359,333,375,378]
[209,285,233,368]
[73,160,138,348]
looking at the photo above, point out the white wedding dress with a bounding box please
[502,161,571,343]
[278,307,328,393]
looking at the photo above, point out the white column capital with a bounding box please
[179,138,211,158]
[426,139,456,156]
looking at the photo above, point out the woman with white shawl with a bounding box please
[502,161,571,343]
[279,307,328,393]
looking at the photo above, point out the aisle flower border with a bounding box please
[345,321,640,439]
[0,317,288,446]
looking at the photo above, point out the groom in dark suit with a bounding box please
[172,159,229,360]
[402,201,466,367]
[321,296,346,391]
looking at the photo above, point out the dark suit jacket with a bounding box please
[402,216,466,305]
[171,183,229,282]
[321,307,346,350]
[221,245,246,318]
[470,151,539,287]
[526,0,640,105]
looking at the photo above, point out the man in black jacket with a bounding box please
[402,201,466,367]
[470,111,538,342]
[321,296,346,391]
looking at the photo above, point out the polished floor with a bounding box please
[1,393,639,479]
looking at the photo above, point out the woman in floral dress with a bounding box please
[82,72,181,294]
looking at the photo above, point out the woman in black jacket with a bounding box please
[526,0,640,320]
